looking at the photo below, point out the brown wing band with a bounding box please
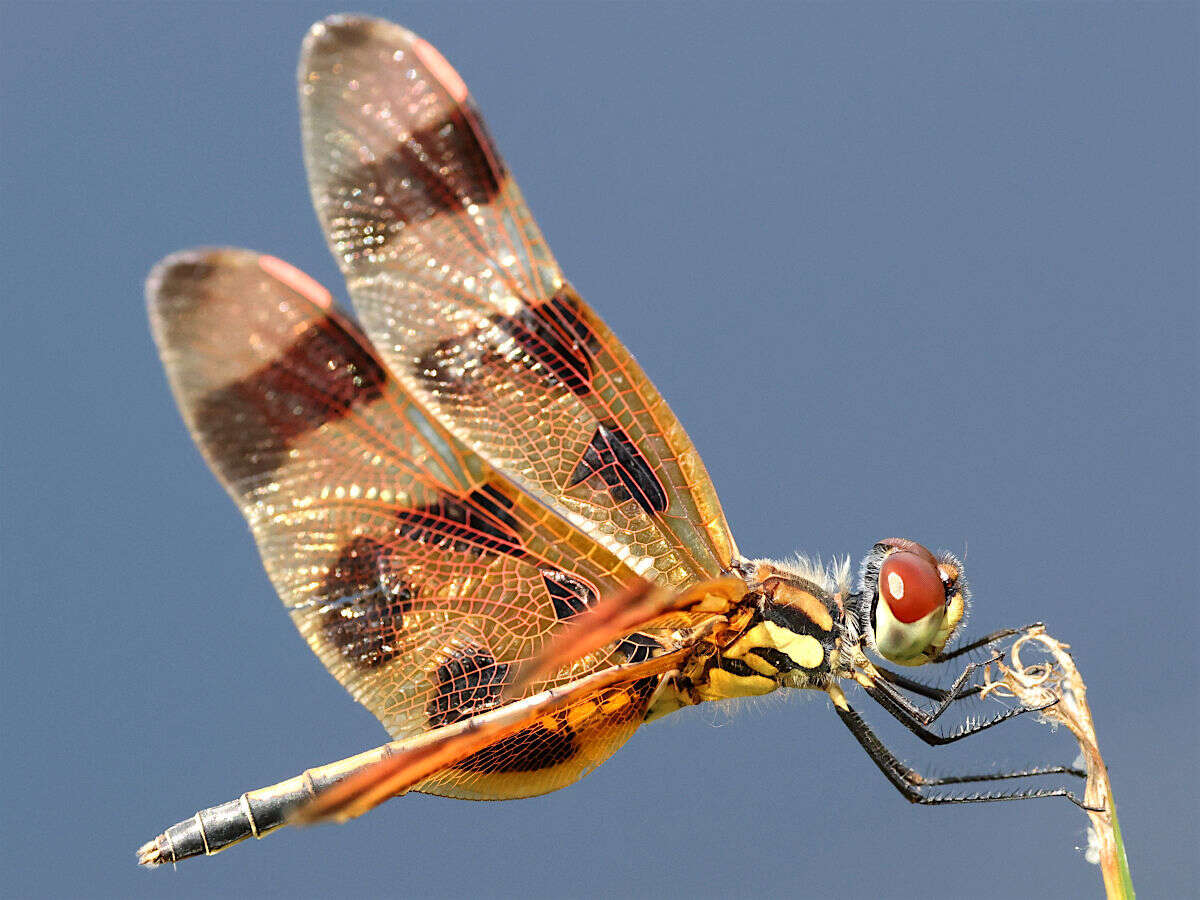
[290,646,691,825]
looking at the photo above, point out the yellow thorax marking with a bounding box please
[828,682,850,711]
[728,622,826,672]
[766,622,825,669]
[695,666,777,702]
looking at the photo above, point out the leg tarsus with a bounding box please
[902,654,1001,725]
[932,622,1044,663]
[873,665,982,703]
[863,664,1054,746]
[834,701,1092,808]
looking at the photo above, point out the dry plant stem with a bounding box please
[982,627,1134,899]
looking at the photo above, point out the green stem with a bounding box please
[1102,788,1134,899]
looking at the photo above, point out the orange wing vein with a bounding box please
[293,645,692,825]
[299,16,737,590]
[147,248,694,798]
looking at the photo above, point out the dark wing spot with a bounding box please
[567,422,668,516]
[193,318,386,483]
[616,632,661,664]
[426,646,510,728]
[386,115,502,221]
[628,676,661,707]
[411,337,470,397]
[464,484,520,536]
[452,721,577,774]
[319,537,415,670]
[453,679,660,773]
[540,569,598,621]
[325,106,505,265]
[498,289,600,398]
[411,288,599,401]
[394,485,525,558]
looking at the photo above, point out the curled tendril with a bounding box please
[980,626,1133,898]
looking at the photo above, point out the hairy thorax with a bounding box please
[648,558,857,718]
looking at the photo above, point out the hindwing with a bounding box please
[148,249,673,782]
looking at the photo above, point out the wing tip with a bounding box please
[145,247,253,318]
[145,247,226,325]
[300,16,466,104]
[302,14,418,64]
[147,249,333,313]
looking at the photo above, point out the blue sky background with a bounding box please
[2,3,1195,897]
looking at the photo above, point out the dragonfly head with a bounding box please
[858,539,968,666]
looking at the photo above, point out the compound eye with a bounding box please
[878,551,944,623]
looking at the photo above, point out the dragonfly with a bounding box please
[139,14,1087,867]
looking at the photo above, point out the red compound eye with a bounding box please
[878,551,944,623]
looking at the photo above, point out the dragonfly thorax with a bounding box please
[673,559,851,706]
[686,542,971,706]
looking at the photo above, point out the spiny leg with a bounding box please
[876,625,1083,753]
[875,622,1052,706]
[833,702,1096,809]
[873,655,1001,726]
[859,670,1074,751]
[932,623,1044,663]
[873,664,983,703]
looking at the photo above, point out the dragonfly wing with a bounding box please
[299,15,738,589]
[148,249,664,764]
[294,646,692,824]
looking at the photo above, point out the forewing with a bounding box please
[147,248,656,741]
[299,15,737,588]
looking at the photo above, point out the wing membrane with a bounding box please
[294,645,692,825]
[299,16,737,588]
[148,249,665,755]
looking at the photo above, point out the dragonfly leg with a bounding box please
[878,622,1050,708]
[873,664,982,703]
[931,622,1043,663]
[833,702,1097,809]
[871,655,1000,725]
[859,671,1082,758]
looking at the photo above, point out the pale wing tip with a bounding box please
[145,247,234,335]
[145,247,247,306]
[300,16,466,103]
[145,248,264,344]
[147,249,332,313]
[301,14,419,65]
